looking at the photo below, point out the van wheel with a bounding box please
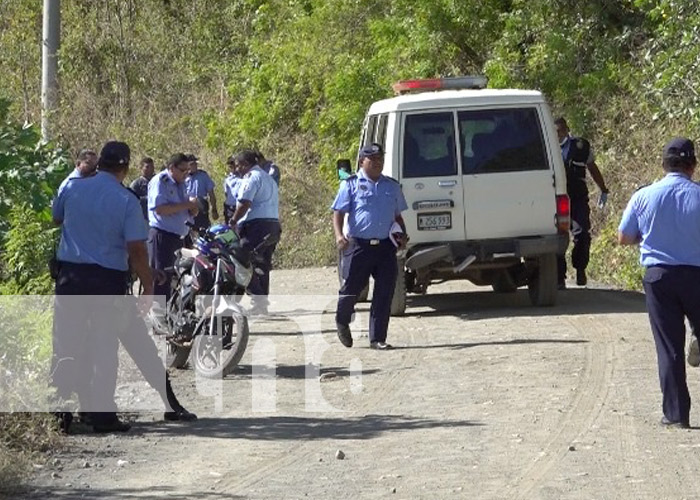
[528,253,557,306]
[492,270,518,293]
[390,257,407,316]
[337,250,370,302]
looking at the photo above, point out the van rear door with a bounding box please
[399,111,466,244]
[458,107,557,239]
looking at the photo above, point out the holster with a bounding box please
[48,255,62,281]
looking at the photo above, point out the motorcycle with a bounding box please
[148,224,276,379]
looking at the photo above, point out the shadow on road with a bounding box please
[129,414,480,441]
[26,486,243,500]
[228,364,381,380]
[392,338,588,351]
[403,287,647,320]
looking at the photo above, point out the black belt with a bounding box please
[353,237,390,246]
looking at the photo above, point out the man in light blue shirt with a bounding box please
[331,143,408,350]
[618,137,700,428]
[223,155,242,224]
[230,149,281,314]
[147,153,199,298]
[52,142,196,432]
[184,154,218,232]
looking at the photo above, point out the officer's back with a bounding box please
[55,172,144,272]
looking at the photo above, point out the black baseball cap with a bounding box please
[663,137,695,160]
[98,141,130,167]
[359,143,384,159]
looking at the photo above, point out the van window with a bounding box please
[363,115,378,148]
[375,114,388,148]
[402,112,457,178]
[459,108,548,174]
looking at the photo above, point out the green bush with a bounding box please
[0,205,57,295]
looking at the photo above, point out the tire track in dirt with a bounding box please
[502,315,617,499]
[216,323,421,495]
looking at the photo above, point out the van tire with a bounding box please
[390,257,407,316]
[337,250,370,302]
[528,253,557,306]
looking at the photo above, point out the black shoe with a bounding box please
[336,323,353,348]
[164,408,198,422]
[660,416,689,429]
[370,341,393,350]
[92,418,131,433]
[576,269,587,286]
[53,412,73,433]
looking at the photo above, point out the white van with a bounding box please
[341,77,570,314]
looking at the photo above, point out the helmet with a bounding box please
[195,236,219,257]
[207,224,239,249]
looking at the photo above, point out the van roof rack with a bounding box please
[392,76,488,95]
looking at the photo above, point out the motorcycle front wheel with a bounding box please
[167,342,192,369]
[190,313,249,379]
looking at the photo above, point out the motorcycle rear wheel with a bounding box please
[190,313,249,379]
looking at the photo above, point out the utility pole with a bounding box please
[41,0,60,142]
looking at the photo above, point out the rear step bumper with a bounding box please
[405,234,568,271]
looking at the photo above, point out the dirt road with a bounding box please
[26,267,700,499]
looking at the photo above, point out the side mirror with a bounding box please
[336,159,352,180]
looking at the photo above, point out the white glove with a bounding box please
[597,191,608,209]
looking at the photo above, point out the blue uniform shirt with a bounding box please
[148,170,190,236]
[224,173,242,206]
[331,170,408,239]
[619,173,700,267]
[52,171,147,271]
[238,165,279,223]
[56,168,83,197]
[185,169,215,199]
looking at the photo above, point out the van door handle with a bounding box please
[438,180,457,187]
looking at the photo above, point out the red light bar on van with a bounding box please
[392,76,488,94]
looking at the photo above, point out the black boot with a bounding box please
[163,373,197,422]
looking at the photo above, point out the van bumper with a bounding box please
[405,233,569,271]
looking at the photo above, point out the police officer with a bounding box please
[129,156,156,219]
[52,142,196,432]
[332,143,408,350]
[229,149,281,315]
[555,117,609,288]
[618,137,700,428]
[185,154,218,233]
[147,153,199,299]
[223,155,242,224]
[56,148,98,196]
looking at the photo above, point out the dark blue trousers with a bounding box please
[336,238,397,343]
[643,265,700,423]
[558,195,591,281]
[148,227,184,300]
[239,219,281,299]
[52,262,128,425]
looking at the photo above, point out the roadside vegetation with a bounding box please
[1,0,700,494]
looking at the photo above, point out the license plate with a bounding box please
[417,212,451,230]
